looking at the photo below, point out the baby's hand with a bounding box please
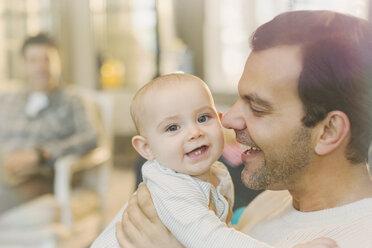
[292,237,339,248]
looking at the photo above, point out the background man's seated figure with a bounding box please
[0,34,97,214]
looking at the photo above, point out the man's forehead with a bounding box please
[24,45,57,56]
[247,46,301,73]
[238,46,303,102]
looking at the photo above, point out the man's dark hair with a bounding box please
[251,11,372,164]
[21,33,57,56]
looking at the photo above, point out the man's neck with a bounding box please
[288,159,372,212]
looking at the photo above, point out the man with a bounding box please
[115,11,372,247]
[0,34,97,213]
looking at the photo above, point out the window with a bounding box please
[204,0,370,93]
[0,0,58,84]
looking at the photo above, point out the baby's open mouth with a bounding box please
[186,145,209,158]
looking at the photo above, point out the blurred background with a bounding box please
[0,0,371,247]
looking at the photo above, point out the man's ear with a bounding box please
[314,111,350,156]
[132,135,155,161]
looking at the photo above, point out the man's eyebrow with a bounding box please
[242,93,273,109]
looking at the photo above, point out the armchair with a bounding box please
[56,87,114,247]
[0,86,114,248]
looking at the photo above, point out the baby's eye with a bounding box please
[198,115,209,123]
[166,124,180,132]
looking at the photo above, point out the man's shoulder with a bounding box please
[0,91,25,106]
[0,90,24,98]
[53,87,78,99]
[51,88,86,107]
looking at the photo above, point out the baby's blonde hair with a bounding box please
[130,73,212,135]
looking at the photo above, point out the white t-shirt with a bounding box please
[238,190,372,248]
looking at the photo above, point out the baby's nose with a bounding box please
[188,125,204,140]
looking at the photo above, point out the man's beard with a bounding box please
[241,126,313,190]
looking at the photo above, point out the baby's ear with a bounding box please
[132,135,155,160]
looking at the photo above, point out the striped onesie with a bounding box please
[91,160,271,248]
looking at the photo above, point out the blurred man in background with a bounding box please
[0,33,97,214]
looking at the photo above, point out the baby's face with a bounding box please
[142,80,224,179]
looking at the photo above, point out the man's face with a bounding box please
[23,44,61,92]
[142,80,224,180]
[222,46,314,190]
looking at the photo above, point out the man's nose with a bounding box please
[221,101,247,130]
[188,124,204,140]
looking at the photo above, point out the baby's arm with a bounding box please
[145,164,273,248]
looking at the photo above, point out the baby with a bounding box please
[91,73,338,248]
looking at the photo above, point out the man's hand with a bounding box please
[115,183,184,248]
[3,150,40,180]
[293,237,339,248]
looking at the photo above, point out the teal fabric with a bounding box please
[231,206,246,225]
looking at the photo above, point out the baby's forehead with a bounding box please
[143,82,202,106]
[156,76,204,89]
[146,77,208,97]
[142,81,211,111]
[134,75,214,134]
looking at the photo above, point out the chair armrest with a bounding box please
[54,147,112,227]
[67,147,111,173]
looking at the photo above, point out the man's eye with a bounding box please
[166,124,179,132]
[198,115,209,123]
[250,106,265,115]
